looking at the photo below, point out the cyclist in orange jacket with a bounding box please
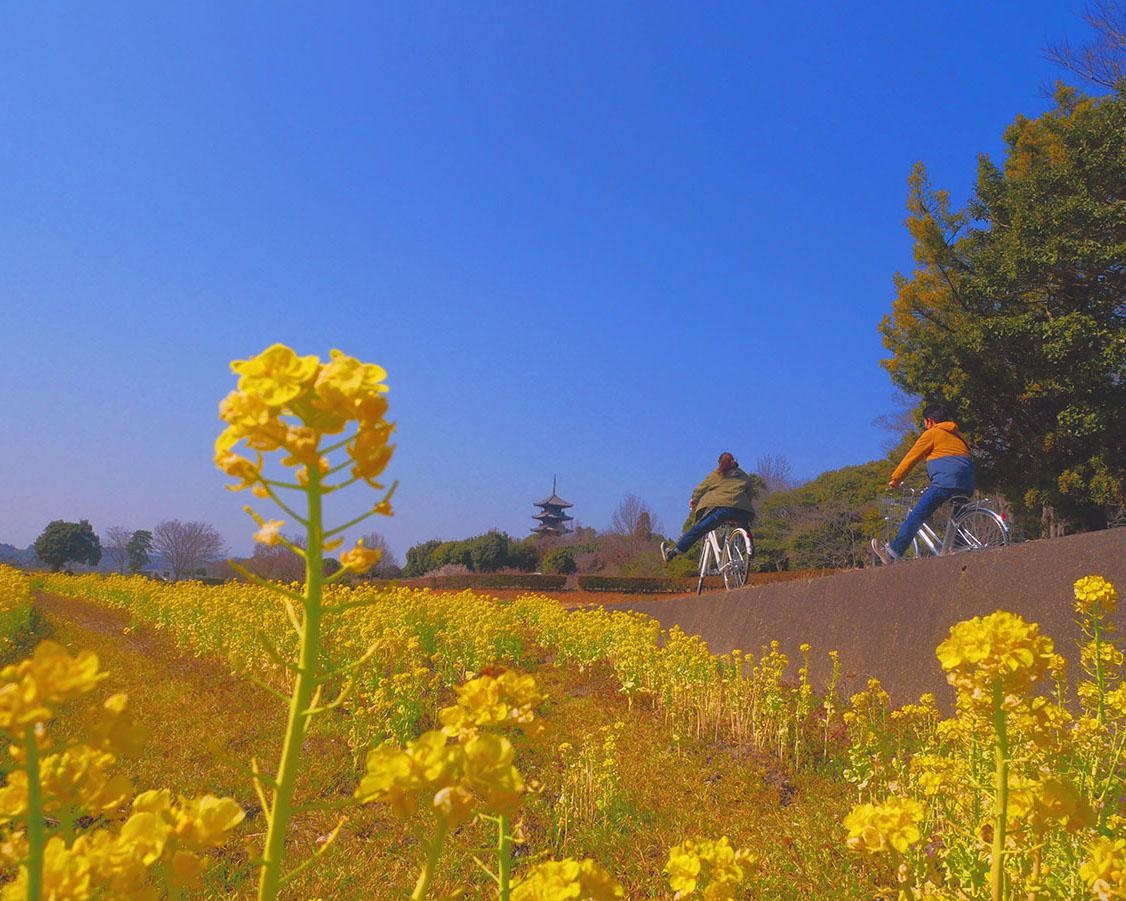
[872,402,975,564]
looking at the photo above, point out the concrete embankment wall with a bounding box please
[603,529,1126,707]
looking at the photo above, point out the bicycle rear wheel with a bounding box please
[722,529,754,590]
[952,509,1009,552]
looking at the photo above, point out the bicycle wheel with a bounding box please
[721,528,753,590]
[952,509,1009,552]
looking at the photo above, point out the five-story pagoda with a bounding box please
[531,477,573,536]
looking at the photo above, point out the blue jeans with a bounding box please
[890,485,963,557]
[676,507,752,554]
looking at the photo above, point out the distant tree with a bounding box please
[634,510,653,541]
[358,531,401,578]
[126,530,153,573]
[104,526,133,573]
[872,392,920,452]
[467,531,508,573]
[244,541,306,583]
[152,520,227,580]
[754,455,796,497]
[542,547,577,575]
[753,459,892,571]
[403,539,442,578]
[610,493,661,537]
[1044,1,1125,89]
[881,87,1125,533]
[34,520,102,572]
[506,539,540,572]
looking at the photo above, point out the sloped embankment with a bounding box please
[603,528,1126,706]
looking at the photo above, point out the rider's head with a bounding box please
[923,402,953,425]
[717,452,738,474]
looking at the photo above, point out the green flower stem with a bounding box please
[258,470,325,901]
[24,724,44,901]
[1092,617,1105,727]
[498,814,513,901]
[990,677,1009,901]
[411,819,449,901]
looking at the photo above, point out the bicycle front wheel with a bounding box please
[952,509,1010,552]
[722,529,754,590]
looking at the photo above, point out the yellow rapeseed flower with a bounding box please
[230,343,320,408]
[512,857,624,900]
[936,611,1054,695]
[1079,836,1125,899]
[1074,575,1118,617]
[340,540,382,574]
[844,796,924,854]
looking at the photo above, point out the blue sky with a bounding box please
[0,2,1092,558]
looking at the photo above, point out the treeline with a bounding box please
[402,531,541,577]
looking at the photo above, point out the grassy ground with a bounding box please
[34,590,870,899]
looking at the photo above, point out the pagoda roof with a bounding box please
[533,511,573,522]
[531,524,571,534]
[534,494,573,508]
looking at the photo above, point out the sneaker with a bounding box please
[660,541,678,563]
[870,537,891,566]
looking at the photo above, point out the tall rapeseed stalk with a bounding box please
[214,344,396,900]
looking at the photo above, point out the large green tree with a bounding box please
[881,85,1125,532]
[34,520,102,572]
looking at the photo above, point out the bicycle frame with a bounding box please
[695,524,753,594]
[881,488,1010,558]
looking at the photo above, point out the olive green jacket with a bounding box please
[690,467,757,516]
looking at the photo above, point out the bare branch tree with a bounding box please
[873,392,920,452]
[755,454,796,497]
[358,531,401,578]
[1045,1,1125,88]
[104,526,133,573]
[243,539,306,583]
[152,520,228,581]
[609,493,661,537]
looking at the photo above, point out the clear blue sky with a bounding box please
[0,2,1092,558]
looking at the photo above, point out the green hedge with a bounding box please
[575,575,692,594]
[393,573,569,591]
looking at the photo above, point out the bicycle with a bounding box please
[695,521,755,595]
[876,486,1010,561]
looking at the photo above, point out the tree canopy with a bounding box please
[881,84,1125,532]
[34,520,102,572]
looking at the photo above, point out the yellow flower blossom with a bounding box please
[512,857,624,900]
[347,422,395,481]
[230,343,320,408]
[313,348,389,423]
[340,540,382,574]
[844,796,924,854]
[253,520,285,546]
[936,611,1054,695]
[664,837,754,897]
[1074,575,1118,617]
[1079,836,1125,899]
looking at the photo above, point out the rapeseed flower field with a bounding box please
[0,345,1119,898]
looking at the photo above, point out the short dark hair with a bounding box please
[924,402,953,422]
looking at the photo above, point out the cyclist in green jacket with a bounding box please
[661,452,758,562]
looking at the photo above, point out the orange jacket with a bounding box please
[891,421,974,490]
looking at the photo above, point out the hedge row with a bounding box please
[387,573,569,591]
[576,575,692,594]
